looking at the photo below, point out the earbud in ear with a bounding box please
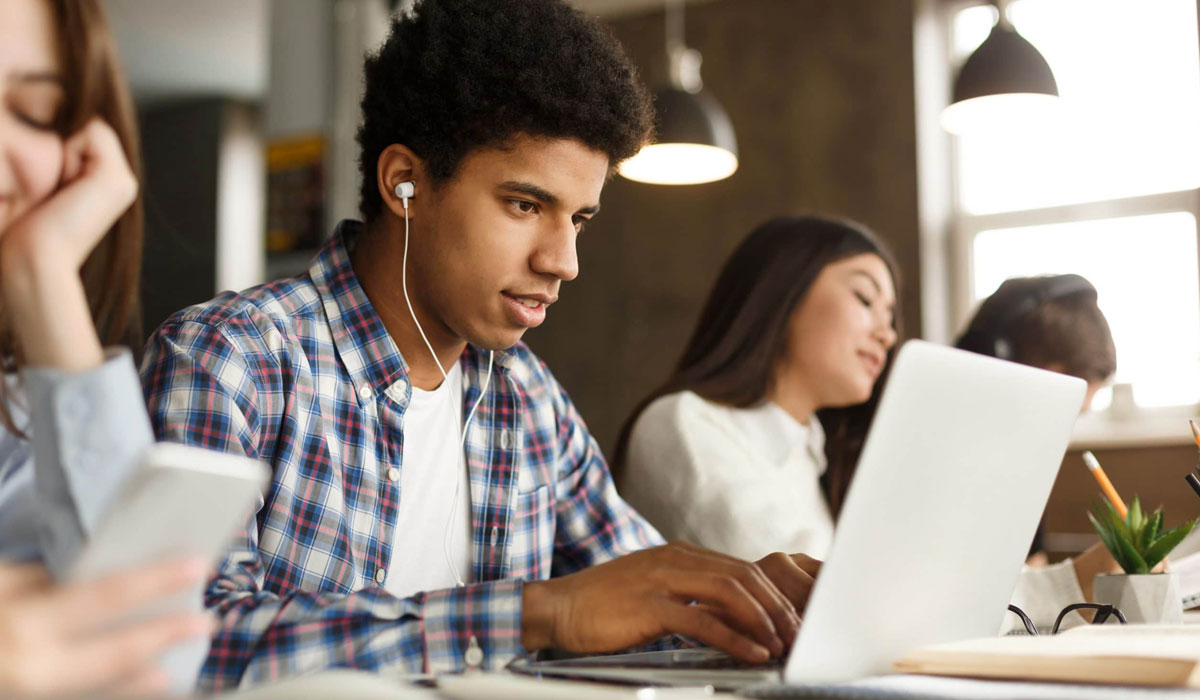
[394,181,415,200]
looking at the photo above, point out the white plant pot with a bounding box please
[1093,572,1183,625]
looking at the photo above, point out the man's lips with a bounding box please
[504,291,557,306]
[502,292,555,328]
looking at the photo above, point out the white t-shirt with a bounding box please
[385,363,473,599]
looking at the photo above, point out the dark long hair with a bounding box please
[0,0,143,430]
[955,275,1115,382]
[612,215,902,519]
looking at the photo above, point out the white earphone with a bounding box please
[394,181,415,202]
[394,180,494,588]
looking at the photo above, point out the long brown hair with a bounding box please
[1,0,143,424]
[612,215,903,519]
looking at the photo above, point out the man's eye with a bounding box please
[572,215,588,232]
[854,292,873,307]
[512,200,538,214]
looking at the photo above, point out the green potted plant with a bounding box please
[1088,496,1196,623]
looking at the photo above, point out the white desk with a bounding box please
[218,669,722,699]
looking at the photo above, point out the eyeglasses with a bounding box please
[1006,603,1128,636]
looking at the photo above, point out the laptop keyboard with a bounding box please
[526,648,783,672]
[605,654,783,671]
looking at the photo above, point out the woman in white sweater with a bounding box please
[615,216,1117,634]
[614,216,898,563]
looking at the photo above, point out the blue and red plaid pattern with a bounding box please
[140,220,663,691]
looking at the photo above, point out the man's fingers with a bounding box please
[757,552,818,614]
[660,602,773,664]
[666,573,783,657]
[722,560,800,646]
[690,602,786,655]
[789,553,822,578]
[47,558,207,633]
[669,542,798,611]
[667,543,799,645]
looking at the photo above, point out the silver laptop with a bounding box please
[509,340,1086,690]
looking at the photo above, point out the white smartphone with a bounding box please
[67,442,270,582]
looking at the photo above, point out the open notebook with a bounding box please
[895,624,1200,688]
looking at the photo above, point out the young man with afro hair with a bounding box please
[141,0,818,690]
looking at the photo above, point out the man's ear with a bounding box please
[377,144,425,219]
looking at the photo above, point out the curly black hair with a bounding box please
[357,0,654,222]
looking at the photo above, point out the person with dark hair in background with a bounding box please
[956,274,1116,416]
[140,0,818,691]
[956,274,1123,632]
[0,0,210,695]
[615,216,901,561]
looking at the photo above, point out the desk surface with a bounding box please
[218,669,723,699]
[218,669,1200,699]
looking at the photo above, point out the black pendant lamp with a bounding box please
[941,0,1059,134]
[618,0,738,185]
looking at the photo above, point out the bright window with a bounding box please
[972,212,1200,408]
[952,0,1200,215]
[950,0,1200,410]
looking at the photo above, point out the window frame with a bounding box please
[928,0,1200,447]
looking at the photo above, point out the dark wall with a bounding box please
[1045,446,1200,559]
[139,98,224,340]
[525,0,921,455]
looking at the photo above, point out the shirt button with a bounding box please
[359,386,372,401]
[464,636,484,668]
[375,568,386,584]
[500,431,511,449]
[387,467,400,482]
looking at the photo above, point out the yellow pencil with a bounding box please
[1082,450,1128,520]
[1190,419,1200,450]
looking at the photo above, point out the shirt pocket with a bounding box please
[506,483,552,580]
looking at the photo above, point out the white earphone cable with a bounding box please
[400,196,449,385]
[399,191,493,588]
[445,350,492,587]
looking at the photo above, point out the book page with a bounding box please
[912,632,1200,660]
[846,674,1200,699]
[1065,623,1200,637]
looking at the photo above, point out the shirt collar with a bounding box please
[727,400,827,474]
[310,220,517,399]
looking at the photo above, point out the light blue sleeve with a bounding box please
[1,349,207,695]
[0,450,39,562]
[21,348,154,577]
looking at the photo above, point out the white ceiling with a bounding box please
[104,0,269,102]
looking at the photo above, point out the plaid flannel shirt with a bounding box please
[140,220,664,691]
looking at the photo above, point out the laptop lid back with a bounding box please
[784,340,1085,683]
